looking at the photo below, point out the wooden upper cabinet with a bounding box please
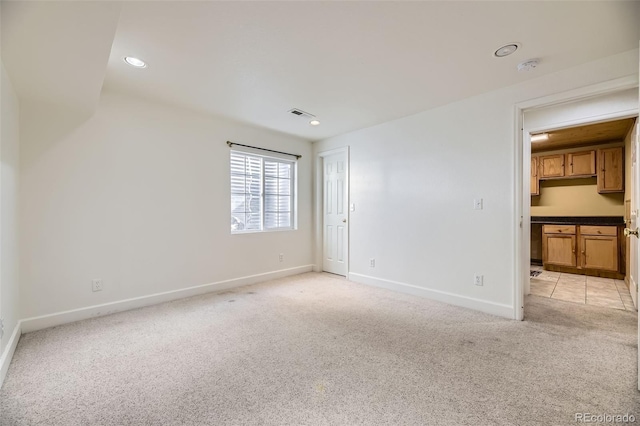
[597,147,624,193]
[539,154,565,178]
[530,156,539,196]
[567,150,596,177]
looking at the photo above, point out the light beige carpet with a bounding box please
[1,272,638,425]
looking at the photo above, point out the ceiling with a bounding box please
[531,118,636,153]
[1,1,120,114]
[2,1,640,141]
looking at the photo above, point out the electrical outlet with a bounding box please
[92,279,104,292]
[369,258,375,268]
[279,253,284,262]
[474,274,484,286]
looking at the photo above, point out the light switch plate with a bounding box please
[473,199,483,210]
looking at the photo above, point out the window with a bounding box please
[230,150,296,233]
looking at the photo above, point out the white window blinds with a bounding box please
[230,151,295,233]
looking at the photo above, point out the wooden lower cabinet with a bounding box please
[542,225,576,267]
[579,226,618,272]
[543,234,576,267]
[542,224,622,278]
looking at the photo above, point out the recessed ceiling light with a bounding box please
[493,43,519,58]
[531,133,549,142]
[124,56,147,68]
[309,120,320,126]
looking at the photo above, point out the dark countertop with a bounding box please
[531,216,625,225]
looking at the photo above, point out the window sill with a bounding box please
[231,228,297,235]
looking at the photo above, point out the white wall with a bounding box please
[313,49,639,318]
[0,62,20,357]
[524,88,638,132]
[20,91,313,319]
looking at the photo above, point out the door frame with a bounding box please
[314,147,350,277]
[515,75,639,321]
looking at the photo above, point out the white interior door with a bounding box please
[323,152,347,276]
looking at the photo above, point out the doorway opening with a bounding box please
[528,117,637,311]
[516,80,639,322]
[516,80,639,389]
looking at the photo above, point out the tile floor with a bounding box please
[530,265,636,311]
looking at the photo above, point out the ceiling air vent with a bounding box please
[288,108,316,119]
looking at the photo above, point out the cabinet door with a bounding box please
[567,151,596,177]
[539,154,565,178]
[597,147,624,193]
[530,156,539,195]
[543,234,576,267]
[580,235,618,271]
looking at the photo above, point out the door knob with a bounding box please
[624,227,639,238]
[342,219,347,223]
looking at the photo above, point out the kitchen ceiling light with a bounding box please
[124,56,147,68]
[309,120,320,126]
[531,133,549,142]
[493,44,519,58]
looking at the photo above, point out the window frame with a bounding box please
[230,149,297,234]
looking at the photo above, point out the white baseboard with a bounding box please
[21,265,314,333]
[349,273,514,319]
[0,321,22,389]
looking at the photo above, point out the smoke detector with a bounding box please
[518,59,539,72]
